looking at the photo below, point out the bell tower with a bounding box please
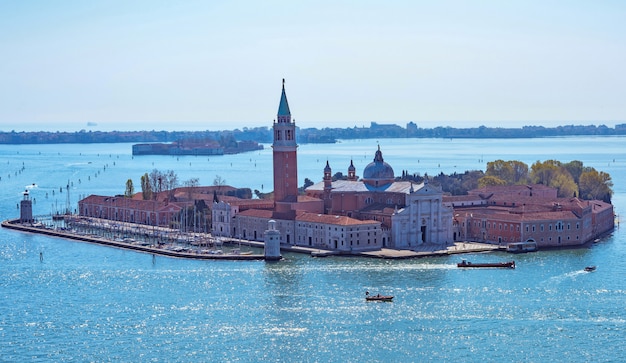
[272,79,298,214]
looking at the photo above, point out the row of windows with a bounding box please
[472,221,580,232]
[488,235,579,242]
[364,197,403,205]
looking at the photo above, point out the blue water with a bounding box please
[1,137,625,362]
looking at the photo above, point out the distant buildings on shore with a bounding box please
[76,81,615,252]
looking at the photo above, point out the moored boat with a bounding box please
[457,260,515,269]
[507,241,537,253]
[365,291,394,302]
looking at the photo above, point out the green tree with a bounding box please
[579,169,613,202]
[551,171,578,198]
[563,160,584,184]
[485,160,515,184]
[485,160,529,185]
[125,179,134,198]
[478,175,507,188]
[530,160,561,186]
[530,160,577,197]
[509,160,530,184]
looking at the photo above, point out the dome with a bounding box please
[362,146,394,186]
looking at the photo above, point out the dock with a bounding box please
[3,219,506,261]
[2,220,265,260]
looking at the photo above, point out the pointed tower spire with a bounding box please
[277,78,291,122]
[348,159,356,181]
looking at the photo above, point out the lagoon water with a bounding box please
[1,137,624,362]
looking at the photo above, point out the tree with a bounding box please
[563,160,584,184]
[140,173,152,200]
[299,178,315,194]
[530,160,577,197]
[213,175,226,187]
[332,172,347,181]
[485,160,529,185]
[530,160,561,186]
[460,170,484,193]
[550,171,578,199]
[124,179,134,198]
[579,169,613,202]
[485,160,515,184]
[509,160,530,184]
[184,177,200,200]
[478,175,507,188]
[148,169,179,200]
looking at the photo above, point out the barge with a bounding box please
[457,260,516,269]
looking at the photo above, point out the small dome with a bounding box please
[324,160,332,173]
[362,146,394,185]
[348,159,355,172]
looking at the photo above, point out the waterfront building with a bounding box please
[449,184,614,247]
[78,195,184,227]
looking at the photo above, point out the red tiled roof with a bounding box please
[296,211,378,226]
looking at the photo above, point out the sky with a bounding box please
[1,0,625,132]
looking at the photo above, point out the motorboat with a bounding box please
[365,291,394,302]
[584,266,596,272]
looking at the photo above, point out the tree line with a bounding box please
[417,160,612,203]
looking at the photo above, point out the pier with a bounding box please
[2,217,506,260]
[1,219,265,260]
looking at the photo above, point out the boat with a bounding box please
[365,291,394,302]
[507,241,537,253]
[457,260,515,269]
[584,266,596,272]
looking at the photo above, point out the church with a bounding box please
[215,80,454,251]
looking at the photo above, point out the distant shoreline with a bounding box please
[1,123,625,145]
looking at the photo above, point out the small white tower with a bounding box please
[20,190,33,223]
[264,220,282,261]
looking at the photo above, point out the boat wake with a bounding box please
[543,270,586,285]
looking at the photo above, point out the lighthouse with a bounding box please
[264,220,282,261]
[20,190,33,224]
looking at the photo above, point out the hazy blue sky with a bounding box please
[1,1,625,132]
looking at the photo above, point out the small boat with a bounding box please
[507,241,537,253]
[457,260,515,269]
[584,266,596,272]
[365,291,394,302]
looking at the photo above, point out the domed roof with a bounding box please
[362,146,394,185]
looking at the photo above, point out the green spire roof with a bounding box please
[277,78,291,117]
